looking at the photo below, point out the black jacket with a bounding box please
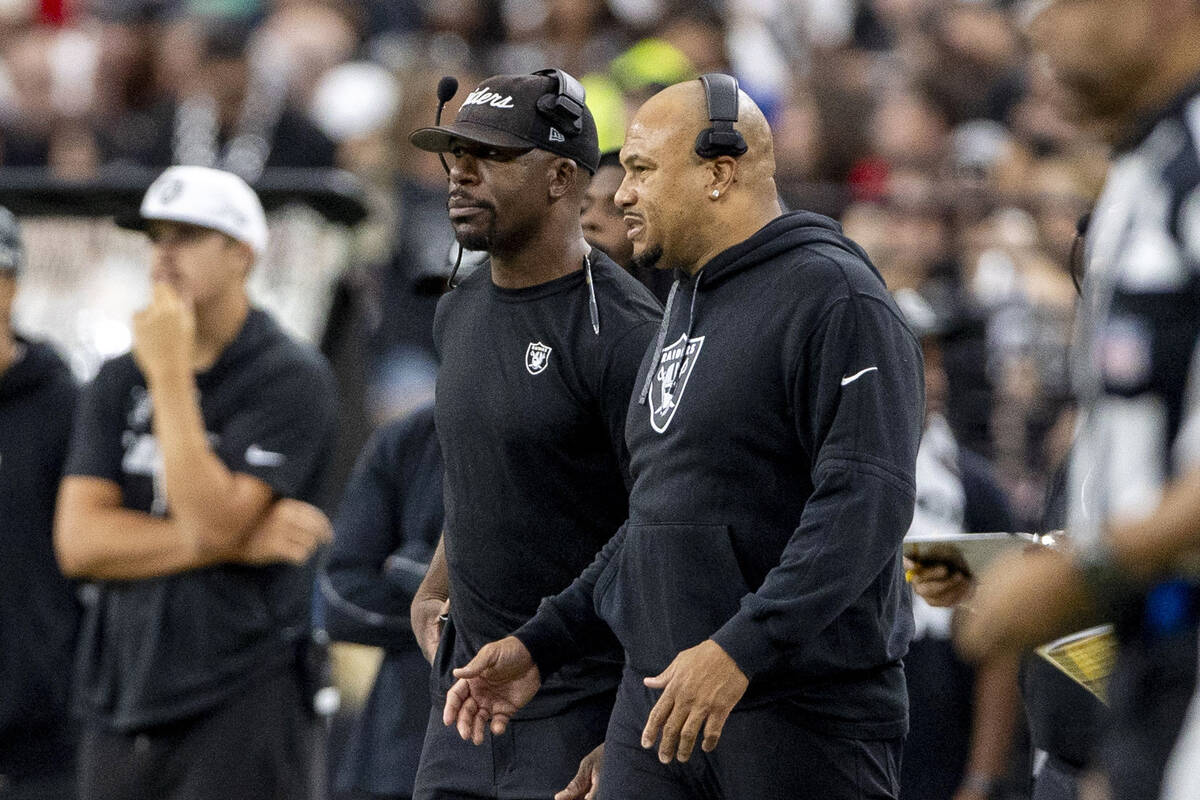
[321,404,442,797]
[517,212,924,738]
[0,339,79,777]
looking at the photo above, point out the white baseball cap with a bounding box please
[122,165,269,258]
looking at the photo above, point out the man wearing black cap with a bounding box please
[407,70,661,800]
[0,207,81,800]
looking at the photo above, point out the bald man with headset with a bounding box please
[439,76,924,799]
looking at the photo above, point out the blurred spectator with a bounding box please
[896,287,1022,800]
[580,150,671,303]
[0,206,80,800]
[54,166,336,800]
[321,402,442,800]
[105,18,335,180]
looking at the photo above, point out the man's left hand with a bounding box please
[641,639,748,764]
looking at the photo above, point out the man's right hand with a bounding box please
[906,557,974,607]
[240,499,331,565]
[556,743,604,800]
[445,635,541,744]
[413,595,450,663]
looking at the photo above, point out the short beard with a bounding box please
[629,244,663,274]
[455,229,492,252]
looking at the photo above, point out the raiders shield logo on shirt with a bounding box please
[525,342,552,375]
[649,333,704,433]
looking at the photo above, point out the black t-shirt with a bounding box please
[65,309,337,731]
[0,338,79,775]
[432,252,660,717]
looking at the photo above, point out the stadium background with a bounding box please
[0,0,1101,797]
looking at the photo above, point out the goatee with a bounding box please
[630,245,663,273]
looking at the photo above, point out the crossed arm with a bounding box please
[54,289,329,580]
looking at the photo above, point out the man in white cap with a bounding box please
[55,165,338,800]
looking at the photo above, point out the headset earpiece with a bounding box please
[533,68,585,137]
[694,73,748,160]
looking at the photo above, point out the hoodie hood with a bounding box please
[0,338,71,403]
[696,210,880,291]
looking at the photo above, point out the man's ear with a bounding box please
[548,158,579,201]
[706,155,738,197]
[227,237,256,276]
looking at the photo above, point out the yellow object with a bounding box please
[581,74,627,154]
[1036,625,1117,705]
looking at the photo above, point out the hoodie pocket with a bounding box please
[595,523,750,676]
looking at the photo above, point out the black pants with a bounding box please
[597,669,902,800]
[1032,755,1081,800]
[78,671,311,800]
[412,691,612,800]
[0,769,76,800]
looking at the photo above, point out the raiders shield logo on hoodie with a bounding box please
[649,333,704,433]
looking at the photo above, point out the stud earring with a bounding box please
[711,190,719,199]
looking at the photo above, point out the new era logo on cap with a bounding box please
[549,128,565,143]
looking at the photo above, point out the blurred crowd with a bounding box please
[0,0,1107,527]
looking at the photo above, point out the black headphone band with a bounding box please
[695,73,748,159]
[534,68,585,137]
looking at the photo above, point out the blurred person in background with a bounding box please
[0,207,80,800]
[106,18,335,180]
[320,402,442,800]
[0,23,100,177]
[581,150,672,303]
[956,2,1200,799]
[54,165,337,800]
[895,288,1022,800]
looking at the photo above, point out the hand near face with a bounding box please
[133,282,195,382]
[443,635,541,744]
[641,639,749,764]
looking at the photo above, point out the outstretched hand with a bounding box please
[642,639,748,764]
[444,636,541,744]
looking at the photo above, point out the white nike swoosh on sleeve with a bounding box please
[840,366,879,386]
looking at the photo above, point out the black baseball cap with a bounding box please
[410,72,600,174]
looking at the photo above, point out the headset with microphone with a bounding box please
[434,75,459,175]
[694,73,748,159]
[432,76,466,289]
[432,70,598,335]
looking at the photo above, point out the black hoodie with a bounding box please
[516,212,923,738]
[0,338,79,777]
